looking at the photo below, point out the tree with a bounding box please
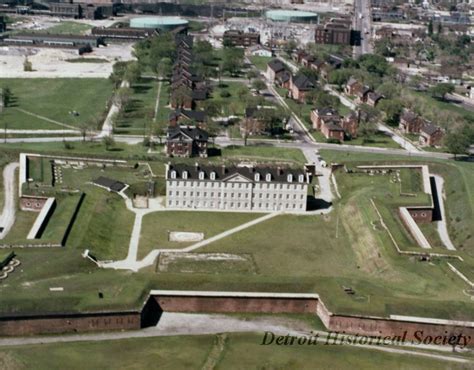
[284,39,298,56]
[327,69,352,89]
[427,20,433,36]
[78,121,93,142]
[109,61,129,87]
[113,86,133,108]
[357,104,380,141]
[358,54,390,77]
[23,57,33,72]
[102,135,115,151]
[124,62,141,84]
[378,99,403,126]
[252,79,266,95]
[429,83,455,101]
[246,69,259,82]
[220,47,244,77]
[445,132,470,159]
[1,87,11,108]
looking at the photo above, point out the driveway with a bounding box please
[0,162,20,239]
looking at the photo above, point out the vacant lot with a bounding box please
[39,21,93,35]
[0,79,114,130]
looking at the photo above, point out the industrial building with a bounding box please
[129,16,188,32]
[265,10,319,24]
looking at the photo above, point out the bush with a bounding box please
[326,138,341,144]
[220,90,231,98]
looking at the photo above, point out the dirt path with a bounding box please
[13,108,78,130]
[99,80,129,138]
[0,163,20,239]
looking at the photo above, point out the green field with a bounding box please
[39,21,93,35]
[0,333,468,370]
[114,78,158,136]
[0,79,114,131]
[139,211,260,259]
[249,55,272,71]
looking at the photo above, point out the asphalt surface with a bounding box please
[0,162,20,239]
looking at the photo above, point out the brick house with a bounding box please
[419,123,444,147]
[321,122,345,141]
[169,109,207,127]
[266,59,286,82]
[366,92,384,107]
[399,110,424,133]
[344,77,364,96]
[289,74,315,102]
[166,126,209,158]
[276,70,291,89]
[310,107,339,130]
[341,111,359,138]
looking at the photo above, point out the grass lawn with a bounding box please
[65,186,135,260]
[206,81,251,116]
[39,21,93,35]
[0,79,114,131]
[249,55,272,71]
[0,333,466,370]
[114,77,158,136]
[138,211,260,259]
[220,145,306,165]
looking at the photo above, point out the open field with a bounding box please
[0,333,468,370]
[249,55,272,71]
[38,21,93,35]
[139,211,260,259]
[0,79,114,131]
[114,78,158,136]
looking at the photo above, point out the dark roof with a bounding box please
[93,177,127,193]
[324,123,344,131]
[277,70,291,83]
[167,163,306,183]
[421,123,442,136]
[167,126,209,141]
[367,92,383,101]
[401,110,418,123]
[170,109,207,122]
[267,59,286,73]
[192,89,207,100]
[314,107,338,116]
[292,74,315,90]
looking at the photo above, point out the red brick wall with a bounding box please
[0,312,141,336]
[154,296,318,314]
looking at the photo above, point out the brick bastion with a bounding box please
[0,290,473,347]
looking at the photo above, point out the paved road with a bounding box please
[0,162,20,239]
[353,0,373,57]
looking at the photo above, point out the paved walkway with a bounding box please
[153,80,163,122]
[0,163,20,239]
[98,80,129,138]
[433,175,456,250]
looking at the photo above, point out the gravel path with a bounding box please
[0,163,20,239]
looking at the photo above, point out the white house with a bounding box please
[245,44,273,58]
[166,163,310,212]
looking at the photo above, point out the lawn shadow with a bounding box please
[307,196,332,211]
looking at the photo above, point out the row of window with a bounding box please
[168,181,305,190]
[167,200,305,210]
[169,171,305,183]
[168,191,305,200]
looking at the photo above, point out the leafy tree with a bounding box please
[357,104,380,140]
[252,79,266,95]
[376,82,400,99]
[445,132,470,159]
[358,54,390,77]
[327,69,352,89]
[109,62,129,87]
[427,20,433,36]
[1,87,12,108]
[220,47,244,77]
[246,69,259,82]
[284,39,297,56]
[429,83,455,100]
[102,135,115,151]
[23,57,33,72]
[124,62,141,84]
[378,99,403,126]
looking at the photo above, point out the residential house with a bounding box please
[165,126,209,158]
[366,92,384,107]
[321,122,345,142]
[419,123,444,147]
[399,110,424,133]
[311,108,359,141]
[289,74,315,102]
[165,163,310,212]
[310,107,339,130]
[245,44,272,57]
[341,111,359,138]
[276,70,291,89]
[344,77,364,96]
[266,59,286,82]
[169,109,207,127]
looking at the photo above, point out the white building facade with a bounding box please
[166,163,310,212]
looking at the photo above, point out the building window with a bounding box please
[182,171,188,180]
[287,174,293,182]
[210,172,216,180]
[266,173,271,182]
[199,171,205,180]
[171,170,177,179]
[298,174,304,182]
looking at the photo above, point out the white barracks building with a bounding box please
[165,163,310,212]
